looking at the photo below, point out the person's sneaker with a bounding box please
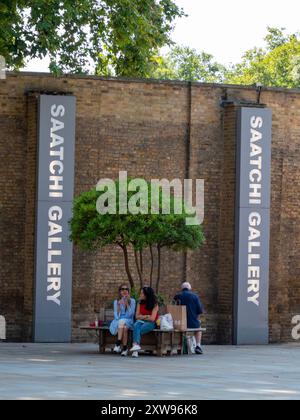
[132,351,139,358]
[130,344,141,352]
[195,346,203,355]
[113,345,122,354]
[121,349,128,357]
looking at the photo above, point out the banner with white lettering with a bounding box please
[234,107,272,345]
[34,95,76,342]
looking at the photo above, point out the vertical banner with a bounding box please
[34,95,76,342]
[234,107,272,345]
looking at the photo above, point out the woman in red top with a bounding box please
[130,286,159,358]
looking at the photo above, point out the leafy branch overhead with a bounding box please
[0,0,185,76]
[2,2,297,89]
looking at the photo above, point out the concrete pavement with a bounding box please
[0,343,300,400]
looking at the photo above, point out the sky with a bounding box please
[23,0,300,72]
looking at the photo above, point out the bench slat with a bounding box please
[80,326,206,332]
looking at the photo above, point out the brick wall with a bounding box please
[0,73,300,343]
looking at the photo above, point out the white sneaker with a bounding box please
[121,349,128,357]
[113,345,122,353]
[132,351,139,358]
[130,344,141,352]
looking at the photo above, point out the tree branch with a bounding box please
[156,245,161,294]
[149,245,154,288]
[120,244,135,290]
[134,249,143,289]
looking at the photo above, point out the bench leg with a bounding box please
[180,332,186,355]
[99,329,106,354]
[156,332,163,357]
[128,330,133,348]
[169,332,174,357]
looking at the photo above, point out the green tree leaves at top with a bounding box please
[0,0,185,76]
[225,27,300,88]
[2,3,299,91]
[152,45,226,82]
[151,28,300,88]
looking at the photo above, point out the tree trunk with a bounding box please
[156,245,161,294]
[149,245,154,288]
[120,244,135,290]
[134,249,143,288]
[139,250,143,279]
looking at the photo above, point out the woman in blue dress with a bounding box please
[109,284,136,357]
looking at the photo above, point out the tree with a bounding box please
[0,0,185,76]
[0,1,23,69]
[152,45,226,82]
[225,27,300,88]
[69,180,205,293]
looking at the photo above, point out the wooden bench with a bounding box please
[80,325,206,357]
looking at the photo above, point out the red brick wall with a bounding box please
[0,73,300,343]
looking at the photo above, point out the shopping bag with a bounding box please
[166,305,187,331]
[159,313,174,331]
[187,335,196,354]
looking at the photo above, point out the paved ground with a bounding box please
[0,343,300,400]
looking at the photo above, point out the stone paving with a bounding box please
[0,343,300,400]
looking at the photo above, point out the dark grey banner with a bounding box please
[34,95,76,342]
[234,107,272,345]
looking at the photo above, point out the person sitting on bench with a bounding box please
[174,282,204,355]
[109,284,136,357]
[130,286,159,358]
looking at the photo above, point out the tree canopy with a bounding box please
[0,0,184,76]
[70,180,205,292]
[224,27,300,88]
[150,27,300,89]
[2,2,298,90]
[151,45,226,82]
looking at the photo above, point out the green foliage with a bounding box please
[0,0,24,69]
[265,27,291,51]
[156,292,167,308]
[225,27,300,88]
[70,179,204,252]
[152,45,226,82]
[151,28,300,89]
[2,5,299,90]
[130,288,140,303]
[69,179,205,292]
[0,0,184,76]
